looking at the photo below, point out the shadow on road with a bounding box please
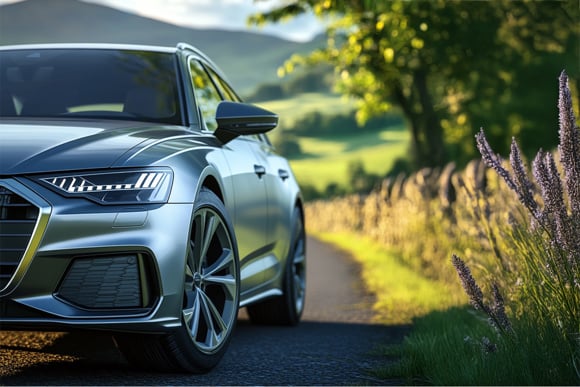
[0,318,410,386]
[1,236,412,385]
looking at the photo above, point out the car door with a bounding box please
[206,66,294,285]
[188,58,269,295]
[247,136,294,284]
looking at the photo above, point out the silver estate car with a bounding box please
[0,43,306,373]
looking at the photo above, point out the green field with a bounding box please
[260,94,410,193]
[256,92,357,128]
[290,129,409,192]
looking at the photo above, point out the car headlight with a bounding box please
[39,168,173,204]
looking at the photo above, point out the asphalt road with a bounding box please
[0,236,410,385]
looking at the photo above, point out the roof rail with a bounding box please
[176,42,196,51]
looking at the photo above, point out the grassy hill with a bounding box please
[260,94,410,195]
[0,0,324,93]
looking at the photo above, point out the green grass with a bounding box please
[260,92,410,193]
[376,307,578,385]
[310,233,579,386]
[290,128,409,192]
[311,232,463,324]
[313,231,579,386]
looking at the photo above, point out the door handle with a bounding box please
[254,164,266,178]
[278,169,289,181]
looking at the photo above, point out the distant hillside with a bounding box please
[0,0,324,93]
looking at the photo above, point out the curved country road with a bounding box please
[0,237,410,385]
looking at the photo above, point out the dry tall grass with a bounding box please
[305,158,513,286]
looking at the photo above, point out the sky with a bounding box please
[0,0,326,42]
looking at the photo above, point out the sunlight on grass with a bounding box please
[260,92,410,193]
[298,136,347,154]
[311,232,464,324]
[290,127,409,191]
[379,129,409,142]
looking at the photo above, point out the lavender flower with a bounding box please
[491,283,513,334]
[475,129,518,194]
[533,149,579,277]
[532,150,558,233]
[557,71,580,217]
[460,70,579,350]
[476,129,539,218]
[556,71,580,275]
[533,152,567,228]
[510,138,539,217]
[453,255,515,335]
[452,254,487,313]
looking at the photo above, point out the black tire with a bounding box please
[115,188,240,373]
[247,206,306,326]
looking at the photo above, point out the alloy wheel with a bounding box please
[292,215,306,315]
[183,207,238,354]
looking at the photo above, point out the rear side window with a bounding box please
[188,59,222,132]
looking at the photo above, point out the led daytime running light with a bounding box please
[46,172,167,193]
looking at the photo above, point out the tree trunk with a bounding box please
[393,82,425,168]
[413,69,446,167]
[392,72,447,168]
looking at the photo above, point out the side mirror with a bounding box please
[214,101,278,143]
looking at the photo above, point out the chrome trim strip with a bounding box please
[0,179,52,296]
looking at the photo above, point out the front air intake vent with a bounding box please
[0,186,39,290]
[57,255,144,309]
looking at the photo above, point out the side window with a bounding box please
[206,67,240,102]
[189,59,222,131]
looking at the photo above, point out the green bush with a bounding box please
[271,130,302,157]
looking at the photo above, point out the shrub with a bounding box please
[305,70,579,384]
[452,70,579,381]
[271,131,302,157]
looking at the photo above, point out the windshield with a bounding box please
[0,48,182,125]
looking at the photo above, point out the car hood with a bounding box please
[0,119,195,174]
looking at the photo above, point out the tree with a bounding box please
[250,0,579,168]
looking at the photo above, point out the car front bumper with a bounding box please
[0,177,193,333]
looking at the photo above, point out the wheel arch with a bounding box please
[200,174,224,203]
[294,196,305,223]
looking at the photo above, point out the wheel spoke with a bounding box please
[199,290,227,348]
[200,211,219,262]
[292,223,306,313]
[293,250,306,265]
[205,274,237,298]
[203,248,233,277]
[183,290,200,335]
[200,290,228,332]
[294,273,305,294]
[192,211,206,271]
[198,292,216,346]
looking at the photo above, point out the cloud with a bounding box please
[81,0,324,42]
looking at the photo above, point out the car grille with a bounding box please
[0,186,39,290]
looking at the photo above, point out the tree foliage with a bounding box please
[250,0,579,168]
